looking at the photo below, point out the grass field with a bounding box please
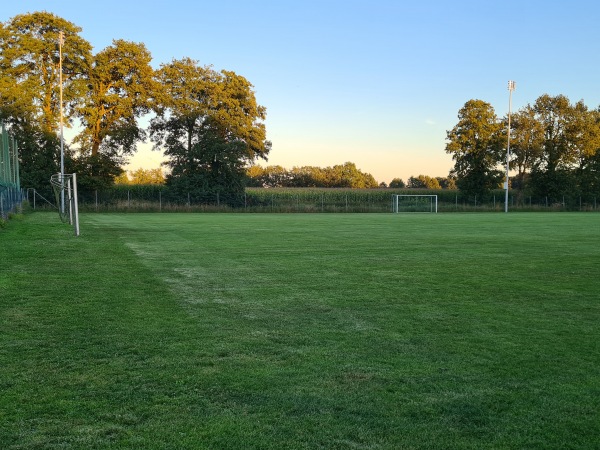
[1,212,599,449]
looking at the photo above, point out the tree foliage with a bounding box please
[407,175,441,189]
[115,168,165,185]
[0,12,271,200]
[507,104,544,189]
[0,12,91,133]
[74,39,156,158]
[150,58,270,204]
[446,100,505,197]
[247,162,379,188]
[388,178,406,188]
[10,124,60,199]
[448,94,600,202]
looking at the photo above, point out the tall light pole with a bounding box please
[505,80,515,213]
[58,31,65,215]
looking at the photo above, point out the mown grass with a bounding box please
[1,212,599,449]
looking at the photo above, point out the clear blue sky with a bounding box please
[5,1,600,183]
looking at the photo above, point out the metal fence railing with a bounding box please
[0,122,23,219]
[26,186,600,213]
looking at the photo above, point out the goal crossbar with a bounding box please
[392,194,438,213]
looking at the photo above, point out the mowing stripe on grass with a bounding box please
[1,212,599,449]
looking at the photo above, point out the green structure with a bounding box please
[0,121,23,219]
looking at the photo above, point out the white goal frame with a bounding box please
[392,194,438,213]
[50,173,80,236]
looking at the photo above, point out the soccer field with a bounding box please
[1,212,599,448]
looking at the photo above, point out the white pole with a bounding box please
[58,31,65,216]
[72,173,80,236]
[67,177,73,225]
[505,80,515,213]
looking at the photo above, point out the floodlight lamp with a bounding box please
[508,80,516,91]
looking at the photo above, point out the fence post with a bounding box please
[159,190,162,212]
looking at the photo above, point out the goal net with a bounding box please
[50,173,80,236]
[392,194,438,213]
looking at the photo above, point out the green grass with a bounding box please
[1,212,599,449]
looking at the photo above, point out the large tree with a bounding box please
[407,175,441,189]
[150,58,271,205]
[528,95,587,200]
[532,95,576,173]
[71,39,156,193]
[0,12,91,134]
[445,99,504,198]
[324,162,378,188]
[569,103,600,179]
[0,12,91,194]
[74,39,156,157]
[575,107,600,198]
[507,104,544,190]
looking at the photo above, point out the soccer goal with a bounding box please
[50,173,80,236]
[392,194,438,213]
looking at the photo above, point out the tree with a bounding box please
[150,58,271,205]
[528,95,581,200]
[128,168,165,185]
[507,104,544,190]
[574,107,600,198]
[246,165,289,187]
[114,171,130,185]
[10,123,60,198]
[0,12,91,134]
[323,162,378,188]
[579,144,600,198]
[0,12,91,193]
[569,103,600,181]
[446,99,504,197]
[75,40,156,158]
[67,152,123,193]
[407,175,441,189]
[436,176,457,189]
[288,166,326,187]
[388,178,405,188]
[532,95,576,171]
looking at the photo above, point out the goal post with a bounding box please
[392,194,438,213]
[50,173,80,236]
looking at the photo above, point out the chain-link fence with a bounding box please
[23,186,598,213]
[0,122,24,219]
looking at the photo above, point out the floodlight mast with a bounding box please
[505,80,515,213]
[58,31,65,215]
